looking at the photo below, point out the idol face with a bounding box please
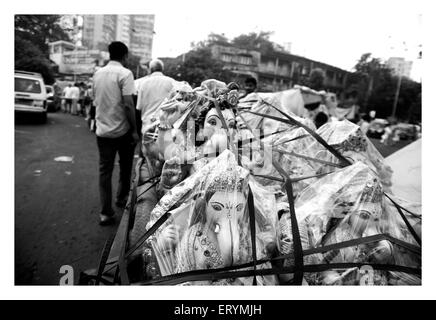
[203,108,236,139]
[205,191,246,266]
[206,191,246,222]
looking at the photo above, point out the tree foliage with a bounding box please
[306,68,325,91]
[164,46,234,88]
[15,15,70,55]
[346,53,421,122]
[15,15,70,84]
[165,31,283,87]
[232,31,284,54]
[15,37,56,84]
[125,54,148,79]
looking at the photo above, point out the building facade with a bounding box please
[129,15,155,61]
[49,41,109,75]
[82,14,154,60]
[210,43,349,94]
[210,44,260,85]
[82,15,117,52]
[387,57,413,78]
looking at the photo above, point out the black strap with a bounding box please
[243,109,294,127]
[384,193,422,246]
[117,157,143,285]
[274,147,345,168]
[303,233,421,256]
[283,178,304,285]
[126,211,172,257]
[95,232,116,285]
[244,99,352,167]
[137,263,421,286]
[247,186,258,285]
[238,128,289,147]
[272,159,304,285]
[272,134,311,147]
[131,179,160,204]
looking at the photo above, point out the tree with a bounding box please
[15,15,70,56]
[15,15,71,84]
[125,54,148,79]
[306,68,325,90]
[232,31,283,54]
[164,47,234,87]
[15,37,55,84]
[346,53,421,121]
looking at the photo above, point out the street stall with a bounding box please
[80,80,421,286]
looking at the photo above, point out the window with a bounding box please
[221,54,232,62]
[15,78,42,93]
[238,56,252,65]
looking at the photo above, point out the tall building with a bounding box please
[387,57,413,78]
[82,15,117,52]
[129,15,155,61]
[82,14,154,60]
[116,15,131,48]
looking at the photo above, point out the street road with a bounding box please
[15,112,134,285]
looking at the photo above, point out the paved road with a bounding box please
[15,112,133,285]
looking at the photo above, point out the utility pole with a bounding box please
[391,70,402,118]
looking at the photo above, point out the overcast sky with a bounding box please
[151,0,423,81]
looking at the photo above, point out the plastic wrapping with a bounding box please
[105,84,420,286]
[278,161,420,285]
[142,150,279,285]
[313,120,393,190]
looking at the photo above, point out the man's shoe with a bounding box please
[99,213,115,226]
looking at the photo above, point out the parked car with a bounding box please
[367,118,389,139]
[393,123,420,141]
[15,70,47,123]
[45,85,60,112]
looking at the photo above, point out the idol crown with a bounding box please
[206,167,244,193]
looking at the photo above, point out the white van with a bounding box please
[15,70,48,122]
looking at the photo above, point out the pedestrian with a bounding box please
[240,76,257,99]
[70,83,81,115]
[381,124,393,145]
[93,41,139,225]
[314,112,329,129]
[359,114,371,135]
[62,83,73,113]
[136,59,176,136]
[78,82,87,116]
[84,83,93,121]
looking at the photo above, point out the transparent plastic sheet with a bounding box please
[141,150,279,285]
[313,120,394,190]
[301,269,421,286]
[105,87,421,286]
[238,102,321,196]
[277,161,421,285]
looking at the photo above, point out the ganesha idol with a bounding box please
[311,119,393,190]
[143,150,279,285]
[277,161,421,285]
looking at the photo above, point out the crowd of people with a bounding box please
[60,81,96,131]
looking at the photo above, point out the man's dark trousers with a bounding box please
[97,133,135,216]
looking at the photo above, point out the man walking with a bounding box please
[136,59,175,135]
[62,83,73,113]
[93,41,139,225]
[70,83,81,115]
